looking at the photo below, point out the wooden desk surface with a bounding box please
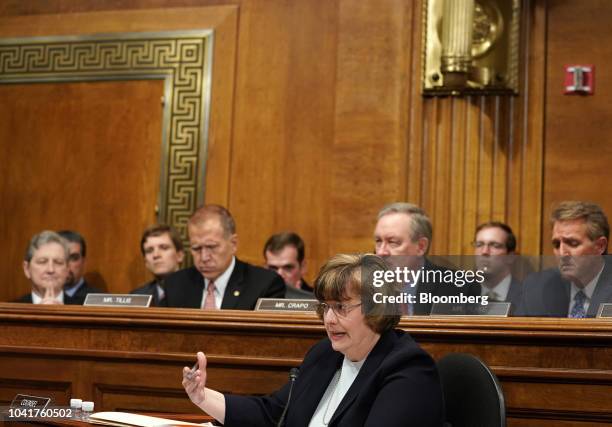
[0,303,611,426]
[4,413,215,427]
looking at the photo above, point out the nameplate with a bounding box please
[597,303,612,318]
[430,301,511,317]
[84,293,152,307]
[10,394,51,410]
[255,298,318,312]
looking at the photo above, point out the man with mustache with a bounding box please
[517,201,612,317]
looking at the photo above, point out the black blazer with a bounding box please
[14,292,81,305]
[224,329,445,427]
[506,277,523,308]
[284,284,315,299]
[67,280,103,305]
[478,276,523,309]
[412,259,481,315]
[516,261,612,317]
[130,280,168,307]
[164,258,286,309]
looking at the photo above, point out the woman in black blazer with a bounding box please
[183,254,444,426]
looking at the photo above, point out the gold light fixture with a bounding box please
[423,0,520,96]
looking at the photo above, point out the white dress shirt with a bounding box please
[200,256,236,309]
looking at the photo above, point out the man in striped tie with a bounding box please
[517,201,612,317]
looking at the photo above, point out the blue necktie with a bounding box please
[569,291,587,318]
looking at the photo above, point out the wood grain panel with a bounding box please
[330,0,414,254]
[0,80,163,301]
[226,0,339,271]
[0,305,611,426]
[416,95,519,255]
[408,0,546,256]
[0,378,71,405]
[542,0,612,254]
[0,6,239,298]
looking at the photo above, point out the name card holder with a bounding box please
[10,394,51,410]
[255,298,318,312]
[597,303,612,318]
[430,301,511,317]
[84,293,152,308]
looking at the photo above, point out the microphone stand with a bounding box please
[276,368,299,427]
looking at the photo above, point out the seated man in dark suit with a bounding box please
[263,231,314,298]
[473,221,522,309]
[16,230,79,305]
[58,230,102,304]
[517,201,612,317]
[164,204,285,309]
[131,224,185,306]
[374,202,479,315]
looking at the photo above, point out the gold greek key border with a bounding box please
[0,30,213,242]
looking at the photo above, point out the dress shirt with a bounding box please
[480,274,512,301]
[568,264,603,315]
[200,256,236,309]
[309,356,365,427]
[32,290,64,304]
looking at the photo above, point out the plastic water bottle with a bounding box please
[81,401,94,421]
[70,399,82,420]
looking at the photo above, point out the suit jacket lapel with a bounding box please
[588,259,612,316]
[546,275,570,317]
[507,278,522,307]
[185,267,205,308]
[328,330,397,425]
[221,259,244,309]
[289,350,342,427]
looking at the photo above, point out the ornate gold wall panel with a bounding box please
[0,31,213,241]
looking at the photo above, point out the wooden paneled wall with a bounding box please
[1,0,611,298]
[1,305,611,426]
[542,0,612,253]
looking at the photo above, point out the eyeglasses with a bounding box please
[472,241,506,251]
[315,302,362,318]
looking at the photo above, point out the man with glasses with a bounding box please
[58,230,102,304]
[472,222,523,308]
[164,205,285,309]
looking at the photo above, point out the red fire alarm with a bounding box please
[564,65,595,95]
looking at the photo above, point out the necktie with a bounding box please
[487,291,500,302]
[203,281,217,310]
[569,290,586,318]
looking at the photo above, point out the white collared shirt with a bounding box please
[568,264,603,315]
[200,256,236,309]
[309,356,365,427]
[32,290,64,304]
[480,274,512,301]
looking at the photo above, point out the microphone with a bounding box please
[276,368,300,427]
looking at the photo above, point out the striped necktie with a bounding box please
[203,281,217,310]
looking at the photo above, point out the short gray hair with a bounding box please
[377,202,433,251]
[24,230,70,262]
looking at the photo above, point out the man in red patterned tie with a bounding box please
[163,205,286,309]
